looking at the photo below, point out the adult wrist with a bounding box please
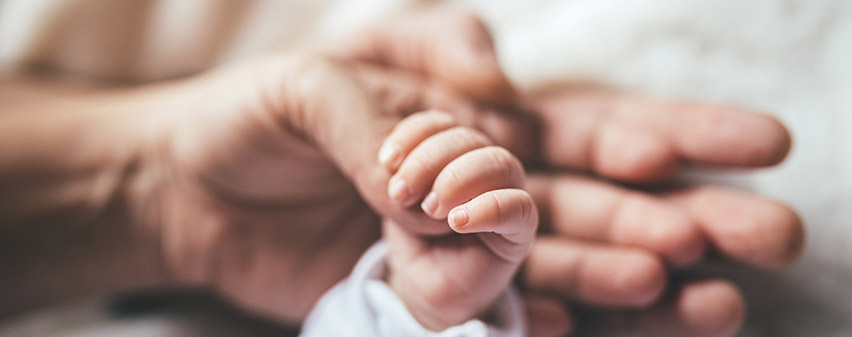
[0,80,185,312]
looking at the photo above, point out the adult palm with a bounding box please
[150,9,803,337]
[151,56,380,323]
[331,10,804,337]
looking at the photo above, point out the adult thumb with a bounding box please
[267,54,452,235]
[331,9,517,104]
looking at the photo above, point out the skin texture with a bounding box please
[328,10,804,336]
[380,111,537,330]
[0,8,804,337]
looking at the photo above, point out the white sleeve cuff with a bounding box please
[300,241,527,337]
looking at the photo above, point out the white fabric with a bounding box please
[300,241,526,337]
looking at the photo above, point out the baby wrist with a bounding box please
[302,241,527,336]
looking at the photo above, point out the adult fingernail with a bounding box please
[421,191,439,216]
[378,143,403,169]
[388,176,411,204]
[449,208,470,229]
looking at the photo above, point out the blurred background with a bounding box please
[1,0,850,336]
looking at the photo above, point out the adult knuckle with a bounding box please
[615,254,666,307]
[763,202,805,267]
[449,10,488,37]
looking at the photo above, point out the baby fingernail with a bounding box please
[378,143,402,168]
[388,177,411,204]
[449,208,470,229]
[421,192,438,215]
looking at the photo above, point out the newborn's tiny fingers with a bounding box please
[425,146,524,218]
[388,126,492,207]
[450,188,538,261]
[378,110,456,171]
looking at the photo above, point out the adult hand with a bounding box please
[0,8,803,337]
[1,50,478,324]
[143,53,493,324]
[330,9,804,337]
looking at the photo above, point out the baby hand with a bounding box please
[378,110,538,331]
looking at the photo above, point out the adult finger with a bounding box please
[532,87,792,182]
[527,173,707,266]
[332,9,516,103]
[522,236,667,308]
[351,63,540,162]
[579,279,745,337]
[524,294,574,337]
[257,54,451,235]
[663,186,805,269]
